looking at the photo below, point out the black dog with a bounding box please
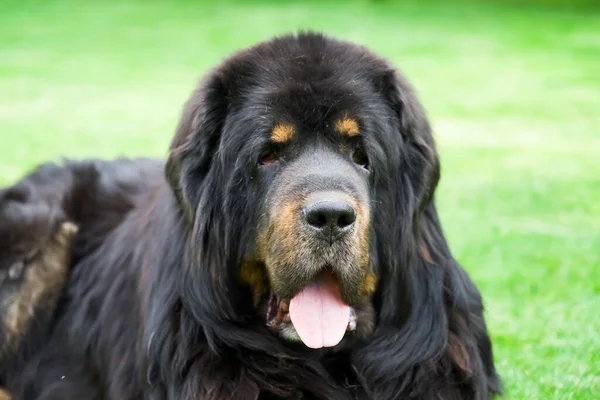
[4,32,501,399]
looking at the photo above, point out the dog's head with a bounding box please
[166,32,439,350]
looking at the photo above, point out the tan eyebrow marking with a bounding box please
[271,122,295,143]
[335,118,360,137]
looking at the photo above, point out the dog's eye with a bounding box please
[352,148,369,170]
[259,148,281,166]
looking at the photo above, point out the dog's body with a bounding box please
[2,33,500,399]
[0,183,80,399]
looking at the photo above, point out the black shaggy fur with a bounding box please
[3,32,500,399]
[0,184,74,386]
[0,159,161,398]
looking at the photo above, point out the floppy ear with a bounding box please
[373,68,444,321]
[353,69,454,392]
[357,70,500,397]
[165,72,229,223]
[381,68,440,208]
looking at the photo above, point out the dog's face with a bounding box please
[248,116,377,347]
[225,79,386,349]
[167,33,437,350]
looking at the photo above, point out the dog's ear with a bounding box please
[380,68,440,209]
[165,72,229,223]
[357,69,451,383]
[377,67,451,269]
[373,67,443,282]
[380,70,454,264]
[357,68,495,395]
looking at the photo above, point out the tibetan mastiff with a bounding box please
[3,32,501,399]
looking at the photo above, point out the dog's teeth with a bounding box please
[8,261,25,279]
[266,294,282,327]
[347,308,357,331]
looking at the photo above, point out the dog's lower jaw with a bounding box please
[277,310,358,343]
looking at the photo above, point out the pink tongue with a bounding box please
[289,274,350,349]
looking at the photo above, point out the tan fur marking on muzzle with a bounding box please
[238,262,267,306]
[266,199,304,269]
[354,200,371,268]
[362,271,377,296]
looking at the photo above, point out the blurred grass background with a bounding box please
[0,0,599,398]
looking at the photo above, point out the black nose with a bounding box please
[304,200,357,239]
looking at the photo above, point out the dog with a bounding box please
[4,32,501,399]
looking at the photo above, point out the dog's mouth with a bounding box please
[265,295,358,334]
[264,272,358,349]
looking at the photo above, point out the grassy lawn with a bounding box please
[1,0,598,398]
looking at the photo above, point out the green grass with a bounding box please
[1,0,598,398]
